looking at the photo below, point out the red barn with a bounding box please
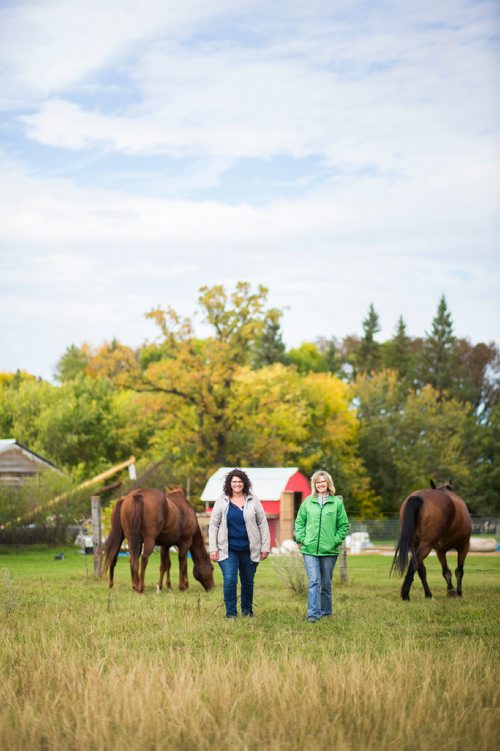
[200,467,310,548]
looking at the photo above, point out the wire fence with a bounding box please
[350,516,500,542]
[0,517,498,546]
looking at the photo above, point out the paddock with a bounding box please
[0,545,498,750]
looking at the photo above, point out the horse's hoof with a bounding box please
[447,590,458,597]
[156,584,161,594]
[401,594,410,601]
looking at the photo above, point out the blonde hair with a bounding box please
[310,469,336,496]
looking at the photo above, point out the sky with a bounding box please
[0,0,499,382]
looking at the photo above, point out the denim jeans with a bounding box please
[218,549,258,617]
[303,554,338,620]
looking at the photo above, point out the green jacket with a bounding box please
[295,495,349,556]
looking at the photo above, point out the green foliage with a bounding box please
[252,314,287,367]
[0,470,75,526]
[463,403,500,514]
[357,303,381,374]
[420,294,456,395]
[382,316,413,381]
[287,342,328,373]
[54,344,90,382]
[355,371,474,513]
[0,283,498,520]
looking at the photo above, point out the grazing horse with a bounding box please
[391,481,472,601]
[103,487,215,593]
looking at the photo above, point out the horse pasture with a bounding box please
[0,546,499,750]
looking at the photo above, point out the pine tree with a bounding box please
[420,295,456,396]
[384,316,413,380]
[253,315,286,367]
[357,303,381,374]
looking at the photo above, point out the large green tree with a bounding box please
[139,282,283,467]
[382,316,413,381]
[420,295,456,397]
[355,371,474,513]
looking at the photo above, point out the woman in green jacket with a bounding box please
[294,469,349,622]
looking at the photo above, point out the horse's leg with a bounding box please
[416,562,433,598]
[108,551,119,589]
[165,548,172,590]
[414,544,433,598]
[129,550,141,592]
[178,541,190,591]
[138,537,155,594]
[157,546,171,593]
[455,544,469,596]
[401,543,432,600]
[400,563,415,601]
[436,548,455,596]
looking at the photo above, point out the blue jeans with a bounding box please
[303,554,338,620]
[218,549,258,617]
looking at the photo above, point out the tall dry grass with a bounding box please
[1,548,499,750]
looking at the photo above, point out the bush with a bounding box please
[270,553,307,595]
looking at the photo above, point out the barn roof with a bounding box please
[200,467,301,501]
[0,439,60,470]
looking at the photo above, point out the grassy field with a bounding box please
[0,546,499,751]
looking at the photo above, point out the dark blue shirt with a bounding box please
[227,501,250,551]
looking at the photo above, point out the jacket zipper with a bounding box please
[316,501,325,555]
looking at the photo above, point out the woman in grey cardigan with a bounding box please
[209,469,270,618]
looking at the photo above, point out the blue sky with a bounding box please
[0,0,499,381]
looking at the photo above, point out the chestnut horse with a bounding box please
[391,481,472,600]
[103,488,214,593]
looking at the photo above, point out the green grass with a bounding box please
[1,546,499,750]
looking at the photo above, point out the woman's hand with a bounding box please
[209,551,219,561]
[260,551,269,560]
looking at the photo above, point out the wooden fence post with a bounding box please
[91,495,102,578]
[338,541,348,584]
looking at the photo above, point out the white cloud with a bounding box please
[0,0,498,380]
[0,0,243,105]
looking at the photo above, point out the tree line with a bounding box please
[0,282,498,523]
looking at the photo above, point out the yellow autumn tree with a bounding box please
[299,373,380,517]
[139,282,283,470]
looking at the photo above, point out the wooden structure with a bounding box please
[201,467,310,548]
[0,439,60,489]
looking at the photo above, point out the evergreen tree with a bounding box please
[253,314,286,367]
[420,295,456,396]
[357,303,381,374]
[55,344,90,383]
[316,337,339,373]
[383,316,413,380]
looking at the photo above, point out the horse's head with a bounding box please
[193,558,215,592]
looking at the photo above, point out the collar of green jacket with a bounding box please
[309,494,339,504]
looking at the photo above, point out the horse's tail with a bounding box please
[128,493,144,560]
[391,495,423,577]
[103,498,125,574]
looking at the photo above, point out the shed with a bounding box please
[0,439,60,489]
[200,467,311,547]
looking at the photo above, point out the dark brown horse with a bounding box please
[103,487,215,593]
[391,481,472,600]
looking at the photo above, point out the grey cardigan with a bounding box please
[208,493,271,563]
